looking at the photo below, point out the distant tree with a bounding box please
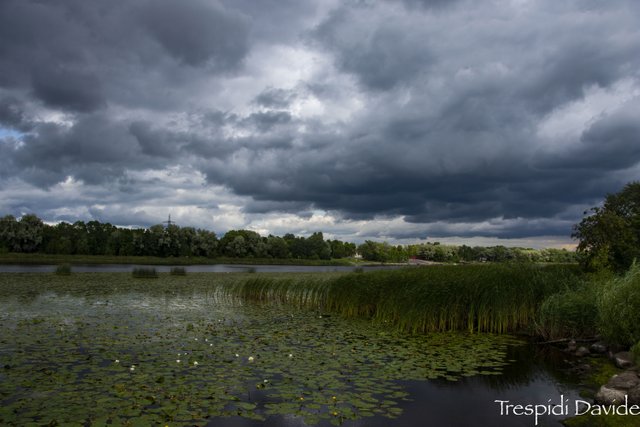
[266,235,289,258]
[573,182,640,272]
[0,215,19,252]
[329,240,356,258]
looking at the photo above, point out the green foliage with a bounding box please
[54,264,72,276]
[597,262,640,346]
[573,182,640,272]
[132,267,158,278]
[632,341,640,366]
[537,284,598,340]
[357,241,407,263]
[169,267,186,276]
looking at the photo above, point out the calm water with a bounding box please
[206,345,583,427]
[0,263,404,273]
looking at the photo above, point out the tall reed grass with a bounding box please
[219,264,582,334]
[132,267,158,278]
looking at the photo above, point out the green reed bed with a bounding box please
[211,264,583,335]
[325,264,582,334]
[131,267,158,278]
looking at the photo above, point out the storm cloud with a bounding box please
[1,0,639,246]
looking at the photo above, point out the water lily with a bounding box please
[176,359,181,363]
[114,359,120,363]
[193,361,198,366]
[235,353,239,357]
[248,356,254,362]
[130,366,135,372]
[288,353,293,358]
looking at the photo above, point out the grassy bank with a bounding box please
[0,252,355,266]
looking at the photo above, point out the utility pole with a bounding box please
[163,214,174,228]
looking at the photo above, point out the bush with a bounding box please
[54,264,72,276]
[632,341,640,366]
[537,285,598,340]
[170,267,186,276]
[597,262,640,346]
[132,267,158,278]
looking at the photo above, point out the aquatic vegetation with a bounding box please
[597,263,640,346]
[132,267,158,278]
[54,263,71,275]
[537,283,598,340]
[0,272,523,426]
[169,266,187,276]
[220,264,583,334]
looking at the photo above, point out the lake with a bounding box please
[0,273,586,426]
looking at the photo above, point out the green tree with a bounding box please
[573,182,640,272]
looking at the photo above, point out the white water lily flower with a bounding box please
[114,359,120,363]
[235,353,239,357]
[210,343,213,347]
[248,356,254,362]
[288,354,293,358]
[130,366,135,371]
[195,338,198,341]
[176,359,181,363]
[193,361,198,366]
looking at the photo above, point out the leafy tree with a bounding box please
[573,182,640,272]
[0,215,19,252]
[266,235,289,258]
[15,214,44,253]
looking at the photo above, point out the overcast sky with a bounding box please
[1,0,639,248]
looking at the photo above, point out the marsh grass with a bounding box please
[169,267,186,276]
[537,284,598,340]
[132,267,158,278]
[597,262,640,346]
[221,264,583,334]
[54,264,72,276]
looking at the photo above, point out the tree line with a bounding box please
[0,214,355,260]
[356,240,577,263]
[0,213,577,263]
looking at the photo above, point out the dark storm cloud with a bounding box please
[1,0,640,241]
[539,103,640,171]
[31,66,105,112]
[0,96,32,131]
[314,7,434,90]
[243,111,292,132]
[254,88,296,109]
[141,0,249,69]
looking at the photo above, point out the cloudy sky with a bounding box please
[1,0,639,248]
